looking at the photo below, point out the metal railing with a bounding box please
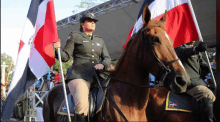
[57,0,142,30]
[22,84,49,121]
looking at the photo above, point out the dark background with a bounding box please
[214,0,219,121]
[57,0,216,59]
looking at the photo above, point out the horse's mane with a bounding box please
[124,33,137,51]
[111,31,142,76]
[110,19,165,76]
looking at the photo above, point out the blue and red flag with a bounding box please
[1,0,59,120]
[123,0,199,49]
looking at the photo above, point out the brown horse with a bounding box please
[146,82,218,122]
[43,4,190,122]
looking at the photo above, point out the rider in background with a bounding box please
[204,58,216,90]
[175,41,216,122]
[53,13,111,121]
[52,69,61,86]
[34,77,43,90]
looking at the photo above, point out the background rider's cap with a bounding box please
[54,69,59,72]
[80,13,98,23]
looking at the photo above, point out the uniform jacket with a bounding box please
[175,44,210,89]
[56,31,111,82]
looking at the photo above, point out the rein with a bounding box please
[92,67,129,122]
[97,70,155,88]
[92,27,180,122]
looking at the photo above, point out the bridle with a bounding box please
[141,27,180,85]
[91,27,180,122]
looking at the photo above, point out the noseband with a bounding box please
[141,27,179,85]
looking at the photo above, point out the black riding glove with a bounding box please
[195,42,207,52]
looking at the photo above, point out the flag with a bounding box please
[169,103,178,107]
[61,106,67,111]
[123,0,199,49]
[1,0,59,120]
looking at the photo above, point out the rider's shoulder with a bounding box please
[71,31,82,36]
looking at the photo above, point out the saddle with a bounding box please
[57,76,111,119]
[165,91,200,113]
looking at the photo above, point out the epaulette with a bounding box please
[71,31,81,35]
[94,35,102,38]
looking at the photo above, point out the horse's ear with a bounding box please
[160,10,167,22]
[142,4,151,25]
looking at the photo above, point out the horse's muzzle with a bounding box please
[164,69,190,93]
[172,71,190,93]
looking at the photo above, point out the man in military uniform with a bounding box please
[175,41,216,122]
[54,13,111,121]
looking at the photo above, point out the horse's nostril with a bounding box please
[176,77,186,86]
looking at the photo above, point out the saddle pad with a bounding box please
[57,93,75,116]
[57,78,111,116]
[165,91,199,112]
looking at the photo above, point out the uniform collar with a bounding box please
[81,31,93,40]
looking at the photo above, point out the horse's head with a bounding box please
[138,5,190,93]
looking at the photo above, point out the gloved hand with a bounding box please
[195,42,207,52]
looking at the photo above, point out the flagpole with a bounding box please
[187,0,217,94]
[57,48,72,122]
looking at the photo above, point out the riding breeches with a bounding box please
[68,79,91,116]
[186,85,216,102]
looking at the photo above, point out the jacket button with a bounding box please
[92,61,94,63]
[92,49,94,51]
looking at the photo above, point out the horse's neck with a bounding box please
[110,58,150,110]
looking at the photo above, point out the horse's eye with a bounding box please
[153,37,161,44]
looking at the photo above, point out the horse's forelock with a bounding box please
[145,19,165,30]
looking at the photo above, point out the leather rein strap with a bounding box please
[92,27,180,122]
[92,67,129,122]
[141,27,179,86]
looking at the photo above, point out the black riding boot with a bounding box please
[199,97,213,122]
[74,113,87,122]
